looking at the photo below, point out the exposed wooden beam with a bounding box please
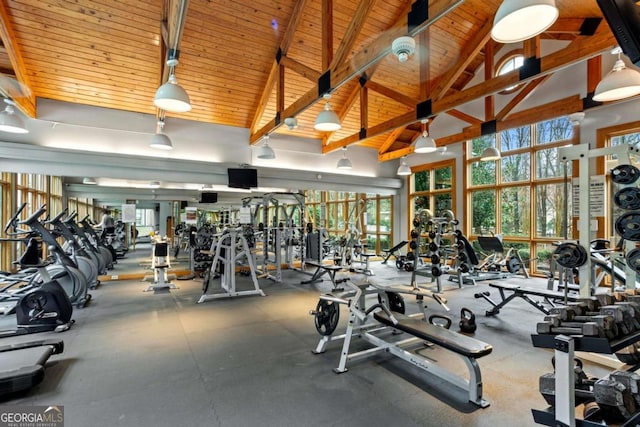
[322,0,333,70]
[378,127,406,155]
[326,28,617,153]
[378,145,414,162]
[253,0,462,143]
[431,19,493,101]
[484,38,494,121]
[249,0,310,135]
[378,95,583,162]
[587,56,601,94]
[330,0,463,92]
[360,86,368,131]
[277,64,284,114]
[495,74,551,121]
[446,109,482,125]
[330,0,375,70]
[280,55,321,82]
[419,29,430,99]
[365,80,417,107]
[0,0,35,117]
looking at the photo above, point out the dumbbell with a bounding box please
[537,317,602,337]
[594,377,637,420]
[616,301,640,330]
[601,305,635,336]
[597,294,617,307]
[576,297,601,313]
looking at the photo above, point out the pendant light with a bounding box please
[491,0,559,43]
[154,66,192,113]
[414,119,437,153]
[0,99,28,134]
[336,147,352,170]
[480,146,501,161]
[593,48,640,102]
[315,94,341,131]
[150,119,173,150]
[397,157,411,176]
[256,135,276,160]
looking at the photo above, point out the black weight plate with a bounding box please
[314,299,339,336]
[626,248,640,275]
[611,164,640,185]
[614,187,640,210]
[412,216,421,228]
[507,256,521,274]
[378,292,406,314]
[431,266,442,277]
[410,229,420,239]
[406,251,415,261]
[429,242,438,252]
[553,243,588,268]
[409,240,418,250]
[395,258,405,270]
[615,212,640,241]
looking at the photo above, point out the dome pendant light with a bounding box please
[480,146,501,161]
[150,119,173,150]
[491,0,559,43]
[593,48,640,102]
[154,58,192,113]
[256,135,276,160]
[336,146,352,170]
[315,93,341,131]
[397,157,411,176]
[414,119,437,153]
[0,99,28,134]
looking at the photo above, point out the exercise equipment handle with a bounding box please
[18,204,47,227]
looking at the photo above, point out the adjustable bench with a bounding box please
[474,282,579,316]
[380,241,408,264]
[301,261,344,290]
[333,308,493,408]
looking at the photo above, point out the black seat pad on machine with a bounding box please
[373,311,492,359]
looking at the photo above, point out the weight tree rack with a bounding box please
[556,144,640,297]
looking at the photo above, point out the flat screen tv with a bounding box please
[199,192,218,203]
[597,0,640,66]
[227,168,258,189]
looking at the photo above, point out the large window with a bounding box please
[305,190,393,254]
[409,160,455,225]
[467,117,574,274]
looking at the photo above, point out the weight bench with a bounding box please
[337,310,492,408]
[474,282,579,317]
[302,261,344,290]
[380,241,408,264]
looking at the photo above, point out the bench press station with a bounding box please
[474,282,579,316]
[301,261,345,290]
[310,277,493,408]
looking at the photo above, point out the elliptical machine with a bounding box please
[0,214,74,337]
[7,204,91,308]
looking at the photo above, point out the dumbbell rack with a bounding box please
[531,332,640,426]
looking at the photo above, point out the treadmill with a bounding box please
[0,339,64,397]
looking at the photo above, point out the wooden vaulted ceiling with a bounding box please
[0,0,622,162]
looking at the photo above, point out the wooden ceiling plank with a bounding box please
[495,74,551,121]
[249,0,310,136]
[0,0,35,117]
[280,55,321,82]
[484,36,494,121]
[365,80,417,107]
[326,28,617,153]
[330,0,376,70]
[431,18,492,101]
[360,85,368,130]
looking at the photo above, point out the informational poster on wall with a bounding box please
[239,206,251,224]
[185,207,198,225]
[572,175,605,217]
[121,204,136,223]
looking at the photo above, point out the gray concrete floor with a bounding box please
[0,245,616,426]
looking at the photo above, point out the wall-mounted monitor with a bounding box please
[227,168,258,189]
[597,0,640,65]
[199,192,218,203]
